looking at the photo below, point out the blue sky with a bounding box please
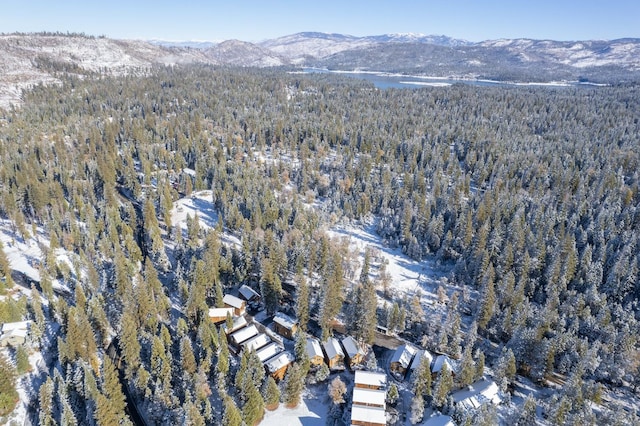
[1,0,638,42]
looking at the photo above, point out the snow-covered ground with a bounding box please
[260,390,329,426]
[327,219,451,308]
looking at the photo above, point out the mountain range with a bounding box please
[1,31,639,108]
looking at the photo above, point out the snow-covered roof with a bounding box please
[409,349,434,371]
[452,378,501,406]
[350,405,386,425]
[431,354,454,374]
[238,284,260,301]
[390,344,417,368]
[273,311,297,330]
[256,342,283,362]
[265,351,295,373]
[352,388,386,407]
[208,307,234,318]
[242,333,271,352]
[1,321,31,332]
[306,338,324,359]
[354,371,387,388]
[223,294,245,309]
[230,324,258,345]
[423,414,455,426]
[341,335,364,358]
[322,337,344,360]
[221,315,248,334]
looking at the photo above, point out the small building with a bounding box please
[230,324,259,347]
[354,370,387,390]
[322,337,345,370]
[306,337,325,366]
[264,351,295,381]
[272,311,298,340]
[352,388,386,408]
[390,344,417,375]
[452,377,501,410]
[0,321,30,347]
[256,342,283,363]
[223,294,246,316]
[350,405,386,426]
[238,284,260,302]
[208,307,235,324]
[409,349,434,374]
[340,335,366,368]
[431,354,455,377]
[221,315,248,334]
[242,333,271,353]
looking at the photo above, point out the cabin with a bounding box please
[306,337,325,366]
[409,349,434,375]
[390,344,417,376]
[241,333,271,353]
[322,337,345,370]
[350,405,387,426]
[272,311,298,340]
[431,354,455,377]
[223,294,246,316]
[230,324,259,347]
[264,351,295,381]
[256,342,283,363]
[352,388,386,408]
[452,378,501,411]
[208,307,235,324]
[0,321,30,347]
[238,284,260,303]
[221,315,248,334]
[340,335,366,368]
[354,370,387,391]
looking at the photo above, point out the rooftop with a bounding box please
[265,351,295,373]
[230,324,259,345]
[323,337,344,360]
[221,315,248,334]
[409,349,434,371]
[350,405,386,425]
[256,342,282,362]
[352,388,386,407]
[431,354,454,374]
[341,335,364,358]
[354,370,387,388]
[306,337,324,358]
[208,307,235,318]
[242,333,271,352]
[223,294,245,309]
[452,378,501,405]
[390,344,417,368]
[238,284,260,301]
[273,311,298,330]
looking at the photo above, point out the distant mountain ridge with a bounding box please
[1,32,639,108]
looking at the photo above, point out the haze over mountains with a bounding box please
[1,31,639,107]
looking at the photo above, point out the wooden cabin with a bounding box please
[256,342,283,363]
[0,321,30,347]
[221,315,248,334]
[341,335,366,368]
[354,371,387,391]
[390,344,417,376]
[264,351,295,381]
[230,324,259,347]
[208,307,235,324]
[272,311,298,340]
[223,294,246,316]
[306,337,325,366]
[350,405,386,426]
[322,337,345,370]
[352,388,386,408]
[241,333,271,353]
[238,284,260,303]
[409,349,434,375]
[431,354,455,378]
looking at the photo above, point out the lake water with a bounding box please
[301,68,605,90]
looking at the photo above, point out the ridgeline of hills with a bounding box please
[1,31,640,107]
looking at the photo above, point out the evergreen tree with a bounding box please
[180,336,197,376]
[283,363,304,408]
[222,396,242,426]
[387,383,399,405]
[295,274,310,333]
[242,383,265,426]
[412,356,432,397]
[0,240,14,288]
[15,345,31,374]
[0,352,18,416]
[263,376,281,411]
[433,363,453,408]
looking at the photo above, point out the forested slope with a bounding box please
[0,65,639,424]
